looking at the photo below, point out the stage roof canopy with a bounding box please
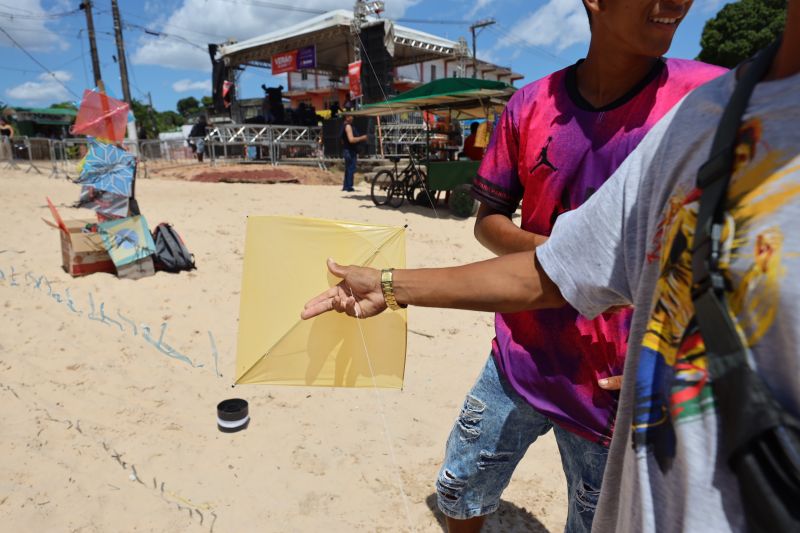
[218,10,521,81]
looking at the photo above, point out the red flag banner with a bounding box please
[348,61,362,99]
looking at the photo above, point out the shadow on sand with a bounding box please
[424,493,552,533]
[343,191,468,221]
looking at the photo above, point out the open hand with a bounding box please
[300,259,387,320]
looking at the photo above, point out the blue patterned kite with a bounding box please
[98,215,156,267]
[76,138,135,198]
[78,186,130,219]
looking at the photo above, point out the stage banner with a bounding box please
[272,45,316,74]
[272,50,298,75]
[297,45,316,70]
[348,61,363,99]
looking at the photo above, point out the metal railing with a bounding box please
[1,136,44,175]
[0,125,338,179]
[205,123,324,168]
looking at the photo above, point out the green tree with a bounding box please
[130,99,185,138]
[698,0,786,68]
[156,111,184,132]
[176,96,200,117]
[201,96,213,109]
[49,101,78,111]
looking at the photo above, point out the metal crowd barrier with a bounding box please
[206,123,324,168]
[0,136,44,175]
[1,125,335,180]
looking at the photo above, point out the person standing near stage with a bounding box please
[0,117,14,162]
[341,114,367,192]
[188,115,208,163]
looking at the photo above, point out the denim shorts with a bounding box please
[436,355,608,533]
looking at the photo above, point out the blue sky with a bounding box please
[0,0,724,115]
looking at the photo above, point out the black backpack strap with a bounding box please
[690,40,787,458]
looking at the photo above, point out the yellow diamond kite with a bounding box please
[235,216,407,388]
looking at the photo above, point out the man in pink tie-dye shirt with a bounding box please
[435,1,725,532]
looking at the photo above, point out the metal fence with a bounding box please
[0,124,340,179]
[377,114,428,157]
[206,123,324,168]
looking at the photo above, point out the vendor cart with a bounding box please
[350,78,515,218]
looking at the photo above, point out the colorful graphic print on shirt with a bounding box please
[634,118,800,465]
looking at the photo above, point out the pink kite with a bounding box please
[71,90,130,144]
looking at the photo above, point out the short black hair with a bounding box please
[470,122,479,134]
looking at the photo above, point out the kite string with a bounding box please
[348,33,473,530]
[348,285,415,532]
[355,31,443,218]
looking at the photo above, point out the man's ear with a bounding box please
[583,0,601,26]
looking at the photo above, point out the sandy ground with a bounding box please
[0,163,566,532]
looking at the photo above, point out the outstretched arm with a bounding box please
[300,252,566,320]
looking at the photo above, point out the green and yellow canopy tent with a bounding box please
[348,77,516,119]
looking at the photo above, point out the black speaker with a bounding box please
[359,24,394,104]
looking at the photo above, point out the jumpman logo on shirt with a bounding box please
[531,136,558,173]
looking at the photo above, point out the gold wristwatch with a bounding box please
[380,268,406,310]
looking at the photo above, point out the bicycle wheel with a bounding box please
[388,178,405,208]
[370,170,395,206]
[406,168,430,205]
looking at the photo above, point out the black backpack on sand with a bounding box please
[152,223,196,273]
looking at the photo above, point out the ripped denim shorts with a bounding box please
[435,355,608,533]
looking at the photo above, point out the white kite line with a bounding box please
[348,284,415,531]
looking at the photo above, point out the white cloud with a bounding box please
[5,71,73,103]
[131,0,420,71]
[494,0,590,53]
[0,0,69,52]
[48,70,73,82]
[466,0,492,19]
[172,78,211,92]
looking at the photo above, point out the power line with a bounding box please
[123,22,207,51]
[395,18,469,25]
[487,23,566,64]
[0,7,82,20]
[214,0,325,16]
[0,64,39,73]
[106,8,232,41]
[0,25,80,98]
[0,2,37,14]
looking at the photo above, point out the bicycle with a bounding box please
[370,149,429,208]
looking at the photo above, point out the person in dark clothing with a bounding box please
[341,114,367,192]
[0,117,14,138]
[0,117,13,162]
[188,115,208,162]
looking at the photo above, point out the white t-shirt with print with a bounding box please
[538,68,800,532]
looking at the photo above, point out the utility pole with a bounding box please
[110,0,132,105]
[469,18,495,78]
[80,1,103,90]
[147,92,158,136]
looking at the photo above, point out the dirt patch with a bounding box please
[145,162,343,186]
[190,168,298,184]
